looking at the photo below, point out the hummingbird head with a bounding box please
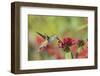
[54,35,59,40]
[54,35,58,39]
[52,35,58,39]
[53,35,59,41]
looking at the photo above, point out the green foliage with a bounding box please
[28,15,88,39]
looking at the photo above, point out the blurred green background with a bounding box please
[28,15,88,60]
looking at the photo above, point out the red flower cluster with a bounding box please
[35,35,88,59]
[58,37,77,48]
[63,38,76,46]
[58,37,88,58]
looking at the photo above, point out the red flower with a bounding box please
[78,47,88,58]
[63,38,76,46]
[35,35,44,45]
[58,37,77,48]
[78,40,88,58]
[46,45,65,59]
[77,40,84,47]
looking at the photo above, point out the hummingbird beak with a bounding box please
[56,37,63,43]
[56,37,59,40]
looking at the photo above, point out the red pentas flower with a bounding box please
[78,46,88,58]
[57,37,78,53]
[63,38,75,46]
[77,39,84,47]
[35,35,44,45]
[58,37,77,48]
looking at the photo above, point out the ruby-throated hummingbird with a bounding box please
[36,32,58,49]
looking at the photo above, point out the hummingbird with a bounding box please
[36,32,58,50]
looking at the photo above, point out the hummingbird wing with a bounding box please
[36,32,46,39]
[39,40,48,49]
